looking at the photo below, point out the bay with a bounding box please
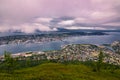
[0,32,120,55]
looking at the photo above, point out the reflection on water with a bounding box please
[0,32,120,55]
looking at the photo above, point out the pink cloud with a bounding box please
[0,0,120,31]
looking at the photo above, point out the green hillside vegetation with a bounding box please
[0,52,120,80]
[0,61,120,80]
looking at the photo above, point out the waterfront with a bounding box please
[0,32,120,55]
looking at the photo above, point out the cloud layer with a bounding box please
[0,0,120,33]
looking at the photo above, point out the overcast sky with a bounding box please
[0,0,120,33]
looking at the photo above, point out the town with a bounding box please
[0,41,120,65]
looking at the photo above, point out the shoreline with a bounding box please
[0,41,120,65]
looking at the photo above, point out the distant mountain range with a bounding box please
[0,30,108,45]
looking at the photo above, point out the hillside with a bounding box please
[111,41,120,54]
[0,41,120,80]
[45,43,120,65]
[0,31,107,45]
[0,62,120,80]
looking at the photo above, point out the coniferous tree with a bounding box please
[96,51,104,72]
[4,51,16,73]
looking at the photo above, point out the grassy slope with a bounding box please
[0,63,120,80]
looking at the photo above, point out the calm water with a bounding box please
[0,32,120,55]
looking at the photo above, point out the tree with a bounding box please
[4,51,16,73]
[96,51,104,72]
[25,57,31,67]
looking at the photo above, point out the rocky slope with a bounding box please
[111,41,120,54]
[45,42,120,65]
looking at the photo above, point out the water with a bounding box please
[0,32,120,55]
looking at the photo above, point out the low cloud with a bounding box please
[0,16,120,33]
[0,17,57,33]
[0,24,54,33]
[65,26,107,30]
[58,20,75,26]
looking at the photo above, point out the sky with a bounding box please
[0,0,120,33]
